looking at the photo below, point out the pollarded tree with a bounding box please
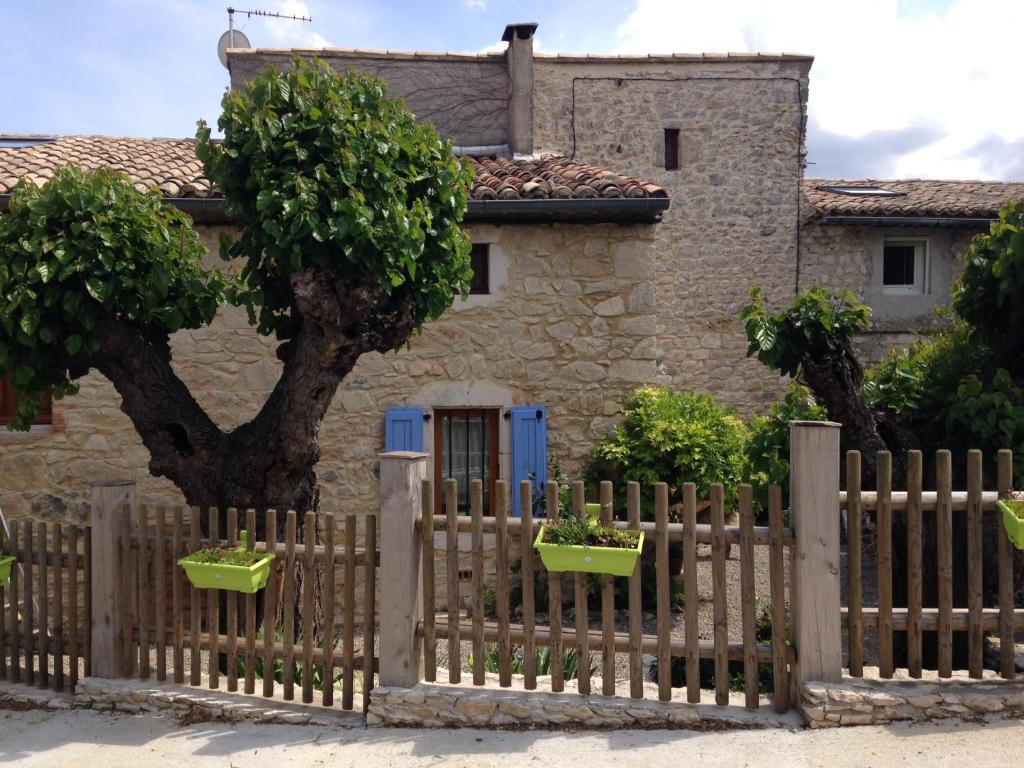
[0,59,473,513]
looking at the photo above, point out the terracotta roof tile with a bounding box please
[803,178,1024,219]
[0,136,667,204]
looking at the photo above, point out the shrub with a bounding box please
[744,382,826,512]
[587,386,749,513]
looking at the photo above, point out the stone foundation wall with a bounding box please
[800,671,1024,727]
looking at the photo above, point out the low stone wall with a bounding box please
[368,676,802,730]
[801,669,1024,727]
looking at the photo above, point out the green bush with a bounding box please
[744,382,826,512]
[587,386,749,513]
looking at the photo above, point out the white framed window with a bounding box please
[882,238,928,295]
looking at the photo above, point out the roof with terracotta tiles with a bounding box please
[803,178,1024,220]
[0,135,666,203]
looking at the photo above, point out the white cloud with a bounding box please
[464,0,488,9]
[615,0,1024,179]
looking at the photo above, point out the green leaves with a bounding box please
[196,57,472,342]
[0,165,230,429]
[740,285,871,378]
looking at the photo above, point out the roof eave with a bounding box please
[3,194,670,225]
[818,214,995,228]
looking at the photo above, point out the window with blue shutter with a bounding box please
[384,407,425,452]
[510,405,547,518]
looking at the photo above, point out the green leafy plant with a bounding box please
[740,285,871,378]
[587,386,748,513]
[470,644,597,680]
[744,382,826,512]
[182,546,266,566]
[236,628,346,692]
[540,517,640,549]
[0,166,229,428]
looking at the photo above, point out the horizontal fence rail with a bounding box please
[419,476,795,713]
[843,448,1017,681]
[0,520,92,692]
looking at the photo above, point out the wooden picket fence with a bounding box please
[841,448,1018,680]
[0,519,92,691]
[421,477,795,712]
[116,506,378,710]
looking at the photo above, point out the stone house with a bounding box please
[800,179,1024,361]
[0,22,1020,522]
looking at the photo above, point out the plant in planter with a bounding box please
[534,515,644,578]
[178,531,275,593]
[997,492,1024,550]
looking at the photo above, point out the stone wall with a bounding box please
[0,221,657,521]
[532,56,812,413]
[800,671,1024,727]
[799,218,982,361]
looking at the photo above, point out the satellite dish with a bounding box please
[217,29,252,68]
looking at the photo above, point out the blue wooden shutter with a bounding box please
[384,407,425,452]
[510,405,547,518]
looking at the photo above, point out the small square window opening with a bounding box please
[470,243,490,295]
[882,239,927,295]
[664,129,680,171]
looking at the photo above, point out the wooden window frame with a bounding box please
[882,238,928,295]
[0,375,52,426]
[433,407,500,516]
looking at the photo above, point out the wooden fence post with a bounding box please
[378,451,427,688]
[89,480,136,679]
[790,421,842,684]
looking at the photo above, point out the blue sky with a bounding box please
[5,0,1023,179]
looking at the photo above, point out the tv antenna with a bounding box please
[218,6,313,68]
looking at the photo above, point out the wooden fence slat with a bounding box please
[471,480,485,686]
[546,480,564,693]
[572,481,590,696]
[53,524,64,692]
[207,507,219,689]
[262,509,278,697]
[226,508,238,692]
[906,450,923,678]
[154,508,167,683]
[69,526,79,689]
[137,509,150,681]
[711,484,728,706]
[189,508,201,686]
[301,511,316,704]
[655,482,670,702]
[0,525,5,680]
[171,509,184,685]
[627,481,643,700]
[342,514,357,710]
[421,480,436,683]
[683,482,699,704]
[121,506,135,678]
[846,451,863,677]
[768,485,788,713]
[8,521,18,682]
[244,508,257,695]
[363,514,377,713]
[496,480,512,688]
[322,513,336,708]
[739,484,758,709]
[84,525,92,678]
[522,479,537,691]
[997,450,1015,679]
[24,519,34,684]
[600,480,615,697]
[877,452,893,679]
[967,449,984,679]
[38,520,48,689]
[282,510,297,700]
[445,479,461,685]
[936,450,953,678]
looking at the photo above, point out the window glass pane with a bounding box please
[439,410,493,514]
[470,244,489,294]
[883,244,916,286]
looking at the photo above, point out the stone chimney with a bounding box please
[503,22,537,155]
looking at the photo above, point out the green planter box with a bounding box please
[998,499,1024,550]
[533,526,644,577]
[0,554,15,587]
[178,552,275,593]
